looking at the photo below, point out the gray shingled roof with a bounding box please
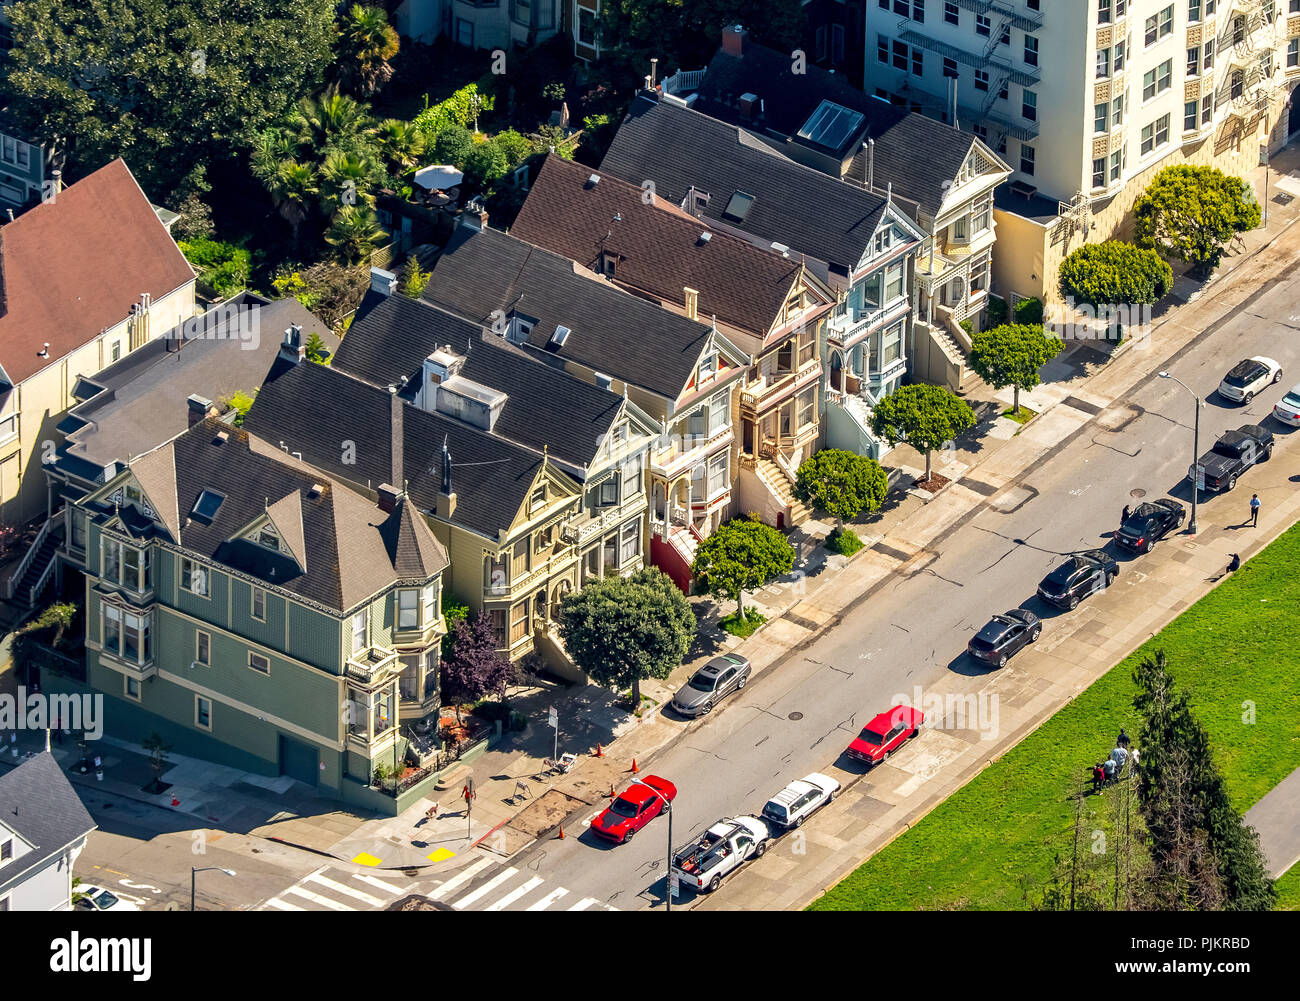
[601,96,889,273]
[421,225,717,402]
[0,752,96,896]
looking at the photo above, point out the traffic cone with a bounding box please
[630,758,639,774]
[557,825,566,840]
[170,797,180,807]
[609,784,617,799]
[595,742,604,758]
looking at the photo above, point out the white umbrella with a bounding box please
[414,165,464,191]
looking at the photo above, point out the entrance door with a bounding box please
[1290,84,1300,136]
[279,734,319,786]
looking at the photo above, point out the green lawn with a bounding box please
[720,607,766,638]
[1275,866,1300,910]
[1002,406,1038,426]
[810,521,1300,910]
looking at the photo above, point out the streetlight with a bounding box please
[627,778,675,912]
[191,867,236,911]
[1158,371,1201,534]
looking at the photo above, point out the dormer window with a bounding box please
[698,351,718,383]
[531,485,547,512]
[258,526,279,551]
[600,253,617,277]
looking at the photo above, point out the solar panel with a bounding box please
[797,100,865,151]
[191,489,225,523]
[722,191,755,223]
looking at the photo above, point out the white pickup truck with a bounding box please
[671,816,770,894]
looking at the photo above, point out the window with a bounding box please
[621,451,644,497]
[776,341,794,373]
[578,8,595,45]
[398,589,419,630]
[697,351,718,383]
[124,676,140,701]
[101,606,151,665]
[102,606,120,654]
[352,610,367,652]
[1143,60,1171,100]
[882,324,903,366]
[1289,38,1299,69]
[707,391,730,436]
[944,1,958,24]
[486,552,508,591]
[1095,103,1108,133]
[706,452,728,498]
[975,69,990,91]
[1113,94,1125,127]
[1201,94,1213,125]
[1187,46,1199,77]
[877,33,889,63]
[1185,100,1198,131]
[976,13,990,35]
[1111,147,1125,181]
[181,558,208,597]
[248,652,270,674]
[999,24,1010,46]
[597,478,619,507]
[1142,114,1170,153]
[951,215,969,242]
[1114,39,1125,73]
[619,519,641,564]
[797,386,816,429]
[196,631,211,667]
[1189,0,1201,21]
[1093,157,1107,188]
[973,198,992,233]
[509,602,529,644]
[1231,69,1243,99]
[489,609,506,647]
[884,261,905,301]
[797,326,816,366]
[1203,40,1214,71]
[195,696,212,731]
[1020,143,1035,175]
[1022,90,1037,123]
[251,586,265,621]
[1145,5,1173,46]
[257,526,279,551]
[943,56,958,79]
[1097,46,1111,78]
[512,537,530,578]
[0,839,10,862]
[530,485,547,511]
[110,341,121,363]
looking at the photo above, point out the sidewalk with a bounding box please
[1244,766,1300,879]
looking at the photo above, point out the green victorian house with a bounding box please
[56,416,450,812]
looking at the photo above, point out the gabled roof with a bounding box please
[421,225,730,402]
[0,158,196,386]
[94,418,448,612]
[511,155,806,340]
[601,96,889,273]
[0,752,96,896]
[333,288,634,469]
[244,358,552,540]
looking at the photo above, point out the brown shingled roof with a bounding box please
[511,154,803,340]
[0,158,195,386]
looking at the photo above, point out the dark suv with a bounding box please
[967,609,1042,667]
[1114,499,1186,553]
[1036,550,1119,610]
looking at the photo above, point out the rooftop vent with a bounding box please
[549,325,572,349]
[308,483,324,499]
[585,173,601,188]
[771,242,790,258]
[697,232,712,245]
[213,431,229,445]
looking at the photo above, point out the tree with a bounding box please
[1,0,336,198]
[304,332,329,363]
[319,150,382,213]
[324,205,387,263]
[401,257,431,298]
[142,732,172,793]
[432,125,474,168]
[440,612,511,721]
[287,88,374,158]
[464,140,511,189]
[558,568,694,704]
[793,449,888,530]
[373,118,427,178]
[335,4,400,97]
[1059,241,1173,309]
[1134,165,1261,273]
[1132,651,1276,911]
[870,384,976,480]
[691,519,794,617]
[967,324,1064,416]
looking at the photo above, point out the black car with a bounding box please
[1114,499,1186,553]
[1189,424,1273,493]
[1036,550,1120,610]
[967,609,1042,667]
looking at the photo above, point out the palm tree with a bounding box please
[325,205,387,264]
[287,88,372,159]
[275,162,320,241]
[320,150,380,213]
[250,128,292,188]
[336,5,400,97]
[374,118,427,177]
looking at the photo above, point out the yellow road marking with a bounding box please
[351,852,383,867]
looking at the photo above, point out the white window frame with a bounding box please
[195,630,211,667]
[195,695,213,731]
[251,586,265,622]
[248,651,270,675]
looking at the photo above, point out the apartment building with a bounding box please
[511,154,838,527]
[865,0,1298,302]
[394,0,563,50]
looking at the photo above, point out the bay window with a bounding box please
[706,452,728,498]
[101,605,151,665]
[619,519,641,564]
[884,261,905,302]
[882,324,903,366]
[708,391,730,435]
[510,602,529,644]
[398,589,419,630]
[102,539,151,592]
[621,451,644,497]
[797,386,817,429]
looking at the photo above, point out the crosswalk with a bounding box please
[259,857,619,912]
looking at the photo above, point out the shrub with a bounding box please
[432,124,474,167]
[179,238,251,298]
[1059,241,1173,308]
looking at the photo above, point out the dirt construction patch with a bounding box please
[505,788,588,839]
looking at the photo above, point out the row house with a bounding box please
[512,154,837,528]
[245,293,657,666]
[65,414,450,811]
[0,753,96,912]
[420,223,751,586]
[601,94,926,460]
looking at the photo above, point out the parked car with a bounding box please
[74,885,139,912]
[1036,550,1119,610]
[1272,382,1300,426]
[1188,424,1274,493]
[845,705,924,767]
[1113,499,1186,553]
[589,774,677,844]
[1217,356,1282,404]
[967,608,1041,667]
[671,816,770,893]
[671,653,751,717]
[760,773,841,831]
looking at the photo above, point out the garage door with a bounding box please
[278,735,319,786]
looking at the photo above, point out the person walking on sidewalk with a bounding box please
[1121,504,1131,524]
[1249,494,1260,526]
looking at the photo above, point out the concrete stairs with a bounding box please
[756,457,812,525]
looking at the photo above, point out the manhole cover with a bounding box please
[1130,488,1147,499]
[403,868,420,878]
[788,712,804,721]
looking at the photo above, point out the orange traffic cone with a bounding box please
[171,797,180,807]
[557,825,566,840]
[630,758,639,774]
[609,784,617,799]
[595,742,604,758]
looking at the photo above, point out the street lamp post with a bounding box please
[191,867,236,912]
[626,778,675,912]
[1158,372,1200,534]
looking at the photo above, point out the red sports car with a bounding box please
[845,705,924,767]
[590,774,677,843]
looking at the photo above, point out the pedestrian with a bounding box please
[1122,504,1132,524]
[1227,553,1241,574]
[1091,763,1105,794]
[1249,493,1260,526]
[1117,728,1130,749]
[1131,747,1140,774]
[1102,757,1117,785]
[1111,745,1129,776]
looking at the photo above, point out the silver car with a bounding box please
[671,654,751,716]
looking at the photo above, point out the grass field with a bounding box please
[1275,866,1300,910]
[810,521,1300,911]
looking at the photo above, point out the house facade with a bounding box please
[394,0,563,50]
[0,752,96,911]
[0,129,43,214]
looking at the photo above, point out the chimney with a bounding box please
[461,198,489,231]
[737,93,759,121]
[52,169,62,193]
[866,139,875,191]
[435,435,457,520]
[278,323,305,365]
[369,266,398,296]
[187,394,215,427]
[722,24,747,57]
[376,483,402,514]
[684,287,699,321]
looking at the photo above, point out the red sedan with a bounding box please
[590,775,677,843]
[845,705,924,767]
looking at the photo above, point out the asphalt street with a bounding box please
[435,261,1300,911]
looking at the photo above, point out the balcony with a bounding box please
[827,299,911,349]
[345,645,399,686]
[739,357,822,414]
[576,492,648,545]
[650,425,734,480]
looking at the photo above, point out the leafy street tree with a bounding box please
[335,4,400,97]
[1132,650,1276,911]
[870,384,976,480]
[324,205,387,263]
[558,568,695,704]
[967,324,1064,416]
[433,125,475,169]
[440,612,511,722]
[1,0,335,197]
[1058,241,1174,309]
[1133,165,1261,273]
[793,449,888,529]
[691,519,795,617]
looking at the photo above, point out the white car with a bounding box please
[1273,382,1300,426]
[760,773,841,831]
[1218,356,1282,404]
[74,885,140,912]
